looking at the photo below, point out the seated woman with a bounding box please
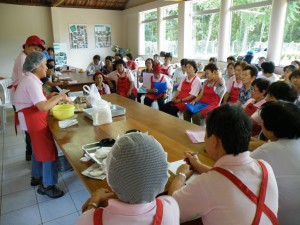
[222,62,235,84]
[137,58,153,103]
[161,52,174,78]
[258,61,279,83]
[289,70,300,107]
[160,60,202,117]
[169,104,278,225]
[76,132,180,225]
[282,65,297,83]
[237,64,258,105]
[243,78,270,137]
[251,101,300,225]
[101,56,114,75]
[144,64,172,110]
[106,59,137,100]
[223,61,246,104]
[41,59,64,95]
[184,63,225,125]
[153,53,160,65]
[172,58,188,92]
[86,55,104,74]
[92,72,111,95]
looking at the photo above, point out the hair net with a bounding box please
[23,51,46,73]
[106,132,169,204]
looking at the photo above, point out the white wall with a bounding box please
[51,7,123,69]
[0,3,53,77]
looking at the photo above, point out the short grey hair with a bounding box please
[23,51,46,73]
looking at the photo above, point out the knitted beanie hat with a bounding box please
[106,132,169,204]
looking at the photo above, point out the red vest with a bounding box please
[199,82,220,118]
[228,81,241,104]
[174,76,197,112]
[117,72,137,98]
[145,75,165,100]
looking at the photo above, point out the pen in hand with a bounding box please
[184,151,198,166]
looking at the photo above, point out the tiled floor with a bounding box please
[0,109,89,225]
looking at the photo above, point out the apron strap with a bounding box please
[93,199,164,225]
[211,161,278,225]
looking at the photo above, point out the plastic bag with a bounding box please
[83,85,112,126]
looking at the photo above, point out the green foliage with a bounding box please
[164,5,178,17]
[284,1,300,42]
[232,0,266,6]
[192,0,220,12]
[144,10,157,20]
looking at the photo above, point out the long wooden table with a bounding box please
[58,70,94,91]
[48,94,215,194]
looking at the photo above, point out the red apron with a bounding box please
[199,82,220,118]
[146,75,165,100]
[228,81,241,104]
[173,76,197,112]
[161,66,170,76]
[117,73,137,98]
[17,105,58,162]
[93,198,164,225]
[98,84,106,95]
[211,161,278,225]
[245,102,261,136]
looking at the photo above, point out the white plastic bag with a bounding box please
[83,85,112,126]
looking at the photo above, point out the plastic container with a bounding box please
[52,104,75,120]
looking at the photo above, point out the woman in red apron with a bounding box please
[13,51,71,199]
[184,64,225,125]
[243,78,270,137]
[110,59,137,100]
[161,52,173,78]
[144,64,171,110]
[161,60,201,117]
[223,62,245,104]
[93,72,111,95]
[77,133,179,225]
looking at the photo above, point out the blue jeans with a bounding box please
[31,151,58,186]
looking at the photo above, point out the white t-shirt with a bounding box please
[177,76,202,97]
[226,76,243,93]
[106,69,135,88]
[251,139,300,225]
[257,73,279,83]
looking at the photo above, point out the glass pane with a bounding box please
[281,1,300,65]
[192,0,220,13]
[230,6,271,64]
[143,9,157,20]
[191,13,220,59]
[164,18,178,57]
[233,0,266,6]
[144,21,158,55]
[164,5,178,17]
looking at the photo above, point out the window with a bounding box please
[163,5,178,57]
[233,0,267,6]
[141,9,158,55]
[280,1,300,65]
[191,0,220,59]
[230,5,271,63]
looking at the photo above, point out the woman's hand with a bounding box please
[184,152,201,171]
[190,100,196,105]
[176,164,193,180]
[60,94,72,103]
[47,92,58,99]
[81,188,114,212]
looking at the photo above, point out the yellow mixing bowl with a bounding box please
[52,104,75,120]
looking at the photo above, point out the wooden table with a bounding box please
[58,70,94,92]
[48,94,215,194]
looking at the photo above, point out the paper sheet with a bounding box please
[168,159,186,175]
[142,72,153,89]
[59,89,70,95]
[68,80,78,84]
[186,129,205,143]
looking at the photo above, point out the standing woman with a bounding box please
[161,60,202,117]
[13,52,71,198]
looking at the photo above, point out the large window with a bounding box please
[191,0,220,59]
[163,5,178,57]
[280,1,300,65]
[141,9,158,55]
[230,4,271,63]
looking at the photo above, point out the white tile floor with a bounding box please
[0,109,89,225]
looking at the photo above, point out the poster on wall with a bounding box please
[94,24,111,48]
[69,24,88,49]
[53,43,67,67]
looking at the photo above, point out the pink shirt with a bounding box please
[226,75,243,93]
[173,152,278,225]
[177,76,202,97]
[76,196,180,225]
[13,72,46,130]
[12,51,27,87]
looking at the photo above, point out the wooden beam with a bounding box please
[52,0,65,7]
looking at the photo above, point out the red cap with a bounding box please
[152,64,162,74]
[93,71,105,81]
[22,35,46,51]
